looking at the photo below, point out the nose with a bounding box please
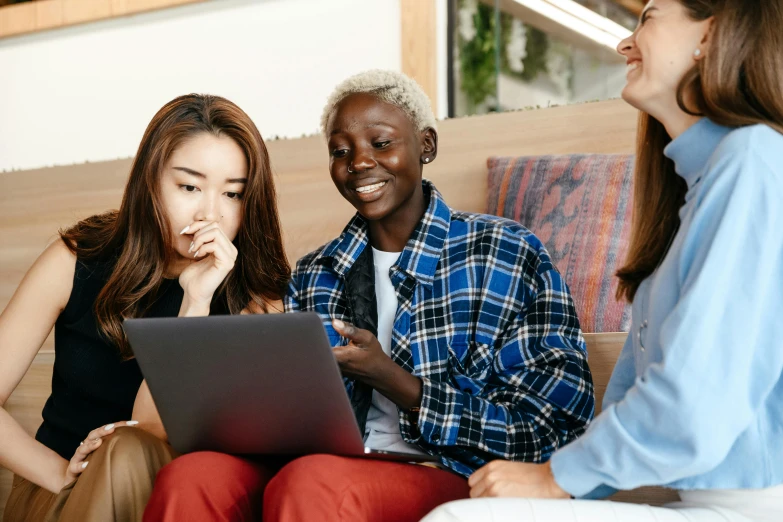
[617,33,634,57]
[195,193,220,223]
[348,145,377,174]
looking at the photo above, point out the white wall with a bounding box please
[0,0,402,171]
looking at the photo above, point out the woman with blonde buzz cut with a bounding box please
[144,69,594,522]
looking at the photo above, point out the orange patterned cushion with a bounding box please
[487,154,634,333]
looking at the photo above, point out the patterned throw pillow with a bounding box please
[487,154,634,333]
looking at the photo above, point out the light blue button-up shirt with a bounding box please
[551,118,783,498]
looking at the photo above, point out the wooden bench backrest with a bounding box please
[0,99,639,346]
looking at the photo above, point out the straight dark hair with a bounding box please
[60,94,290,359]
[617,0,783,302]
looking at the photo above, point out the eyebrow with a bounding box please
[173,166,247,184]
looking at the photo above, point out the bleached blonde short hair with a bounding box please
[320,69,437,138]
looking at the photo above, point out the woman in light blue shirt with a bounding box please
[423,0,783,521]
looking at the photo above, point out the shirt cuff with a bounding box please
[549,425,614,498]
[417,376,465,446]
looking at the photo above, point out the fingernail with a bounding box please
[333,319,344,329]
[188,241,194,253]
[82,462,89,469]
[180,226,190,234]
[104,424,114,431]
[127,420,139,426]
[194,250,200,258]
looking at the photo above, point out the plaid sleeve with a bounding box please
[413,267,595,463]
[283,276,300,312]
[284,251,320,314]
[283,273,301,313]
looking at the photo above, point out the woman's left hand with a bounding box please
[468,460,571,499]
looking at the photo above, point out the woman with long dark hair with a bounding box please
[424,0,783,520]
[1,94,289,522]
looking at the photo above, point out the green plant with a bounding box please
[457,1,498,112]
[518,26,549,82]
[458,2,557,110]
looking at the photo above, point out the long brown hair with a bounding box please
[616,0,783,302]
[60,94,290,359]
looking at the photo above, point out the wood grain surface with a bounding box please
[0,0,207,39]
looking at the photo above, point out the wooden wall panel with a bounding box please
[0,2,35,37]
[400,0,438,111]
[34,0,64,31]
[0,0,207,39]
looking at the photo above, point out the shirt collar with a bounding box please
[663,117,732,189]
[316,179,451,287]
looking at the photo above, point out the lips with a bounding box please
[355,181,386,194]
[349,179,389,203]
[626,60,641,74]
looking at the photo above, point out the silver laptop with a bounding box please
[123,312,439,464]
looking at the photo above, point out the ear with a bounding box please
[420,127,438,165]
[694,16,714,61]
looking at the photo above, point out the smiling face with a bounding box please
[326,92,437,228]
[158,132,248,266]
[618,0,712,119]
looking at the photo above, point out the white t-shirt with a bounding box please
[363,248,427,455]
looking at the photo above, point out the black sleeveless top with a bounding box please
[36,256,225,460]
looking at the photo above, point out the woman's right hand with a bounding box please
[178,221,238,316]
[62,420,138,489]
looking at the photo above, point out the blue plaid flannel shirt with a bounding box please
[285,180,594,477]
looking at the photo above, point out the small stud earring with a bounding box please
[694,48,702,57]
[424,158,430,163]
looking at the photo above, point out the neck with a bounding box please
[661,112,703,140]
[648,92,703,139]
[367,185,426,252]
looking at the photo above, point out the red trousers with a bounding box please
[143,452,470,522]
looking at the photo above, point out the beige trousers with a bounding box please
[3,427,177,522]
